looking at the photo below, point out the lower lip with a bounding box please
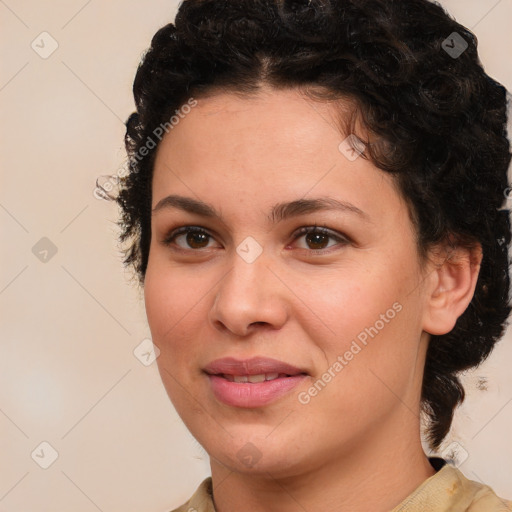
[207,374,307,408]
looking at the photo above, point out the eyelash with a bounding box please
[161,225,349,254]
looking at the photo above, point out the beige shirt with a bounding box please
[169,465,512,512]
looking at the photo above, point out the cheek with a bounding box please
[144,267,208,409]
[144,263,198,356]
[295,258,414,346]
[144,249,209,331]
[295,254,424,397]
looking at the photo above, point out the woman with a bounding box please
[115,0,512,510]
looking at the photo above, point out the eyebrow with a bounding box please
[152,194,369,224]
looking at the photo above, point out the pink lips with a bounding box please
[204,357,308,408]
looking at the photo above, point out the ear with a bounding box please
[422,242,483,336]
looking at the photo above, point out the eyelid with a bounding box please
[161,224,350,253]
[292,225,349,242]
[161,226,220,248]
[290,225,351,251]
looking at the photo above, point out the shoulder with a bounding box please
[392,464,511,511]
[171,472,511,512]
[169,478,215,512]
[461,470,512,512]
[448,466,511,511]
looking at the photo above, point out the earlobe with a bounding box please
[422,243,483,336]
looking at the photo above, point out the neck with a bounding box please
[209,420,436,512]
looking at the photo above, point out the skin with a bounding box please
[144,86,481,512]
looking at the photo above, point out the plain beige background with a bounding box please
[1,1,511,510]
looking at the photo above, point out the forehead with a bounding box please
[153,87,359,181]
[150,87,404,223]
[199,88,343,143]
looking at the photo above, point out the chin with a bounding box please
[207,433,307,476]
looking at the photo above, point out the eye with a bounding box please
[162,226,220,250]
[161,225,349,253]
[291,226,349,252]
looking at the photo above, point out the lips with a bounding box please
[204,357,308,407]
[223,373,285,383]
[203,356,307,379]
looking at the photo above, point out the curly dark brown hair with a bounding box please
[115,0,512,450]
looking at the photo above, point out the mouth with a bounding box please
[203,356,308,377]
[218,372,299,383]
[203,357,309,408]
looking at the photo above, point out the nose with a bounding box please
[208,251,289,337]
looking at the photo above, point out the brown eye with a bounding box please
[162,227,219,250]
[185,231,210,249]
[305,232,330,250]
[293,226,349,252]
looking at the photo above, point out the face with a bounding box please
[144,87,433,477]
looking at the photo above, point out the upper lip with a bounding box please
[203,357,307,376]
